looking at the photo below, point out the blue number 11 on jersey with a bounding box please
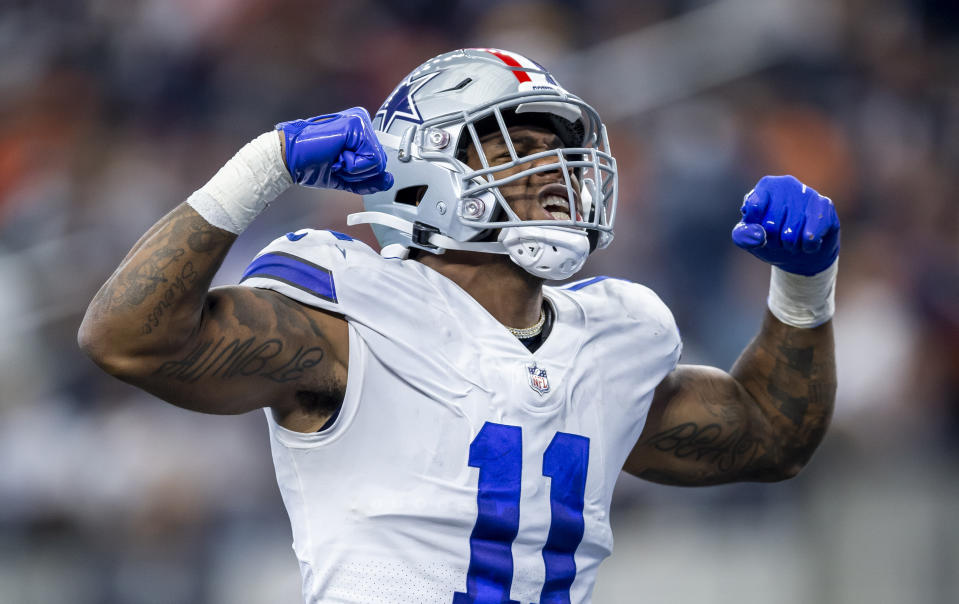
[453,422,590,604]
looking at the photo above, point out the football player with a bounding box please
[79,49,838,603]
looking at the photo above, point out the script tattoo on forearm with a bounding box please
[141,262,199,334]
[103,208,231,313]
[114,245,186,308]
[93,206,234,342]
[154,336,325,383]
[644,421,761,474]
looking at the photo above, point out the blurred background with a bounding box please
[0,0,956,602]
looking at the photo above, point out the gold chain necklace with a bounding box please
[506,309,546,339]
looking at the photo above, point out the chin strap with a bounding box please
[347,211,590,281]
[498,225,590,280]
[347,211,508,254]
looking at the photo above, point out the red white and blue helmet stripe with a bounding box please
[470,48,559,86]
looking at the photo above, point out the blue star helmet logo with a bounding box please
[375,71,442,132]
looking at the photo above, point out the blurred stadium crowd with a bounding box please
[0,0,956,602]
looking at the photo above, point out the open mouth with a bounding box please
[537,184,578,221]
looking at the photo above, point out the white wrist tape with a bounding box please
[768,260,838,328]
[186,131,292,234]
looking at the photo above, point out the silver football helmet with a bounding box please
[349,48,617,280]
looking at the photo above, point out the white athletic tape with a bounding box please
[768,260,838,328]
[186,131,292,234]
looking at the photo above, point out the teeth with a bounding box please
[540,194,571,221]
[540,194,568,209]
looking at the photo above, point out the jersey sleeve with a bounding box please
[609,279,683,372]
[561,275,683,470]
[238,229,452,348]
[565,275,682,374]
[238,229,377,317]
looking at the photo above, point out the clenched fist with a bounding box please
[732,175,839,276]
[277,107,394,195]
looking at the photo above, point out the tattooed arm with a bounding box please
[79,112,392,430]
[78,204,348,431]
[624,176,839,485]
[623,311,835,485]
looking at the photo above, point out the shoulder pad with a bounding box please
[238,229,378,309]
[559,275,682,358]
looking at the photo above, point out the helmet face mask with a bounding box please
[351,48,618,279]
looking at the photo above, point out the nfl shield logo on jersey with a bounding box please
[526,362,550,395]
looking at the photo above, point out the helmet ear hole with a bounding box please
[394,185,428,206]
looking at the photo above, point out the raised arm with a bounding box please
[79,109,393,428]
[627,313,834,485]
[79,202,349,418]
[625,176,839,485]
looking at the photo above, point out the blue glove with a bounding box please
[731,175,839,275]
[276,107,394,195]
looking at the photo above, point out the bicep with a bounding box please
[623,365,787,485]
[122,286,348,416]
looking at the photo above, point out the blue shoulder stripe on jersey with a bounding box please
[240,251,337,303]
[565,275,635,291]
[564,276,610,291]
[328,230,353,241]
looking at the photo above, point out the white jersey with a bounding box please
[240,229,682,604]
